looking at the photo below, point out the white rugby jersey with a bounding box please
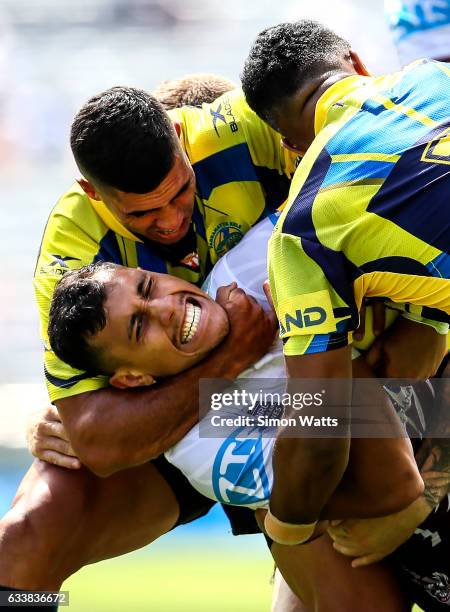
[165,214,282,509]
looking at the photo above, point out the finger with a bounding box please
[372,301,386,337]
[263,280,274,309]
[351,554,382,568]
[332,541,358,557]
[265,308,278,332]
[246,294,259,305]
[365,338,383,369]
[353,304,366,341]
[43,436,78,457]
[329,519,344,527]
[39,450,82,470]
[43,421,71,442]
[216,283,237,305]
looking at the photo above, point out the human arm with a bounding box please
[268,346,353,528]
[328,436,450,566]
[365,315,448,379]
[329,360,450,565]
[55,284,277,477]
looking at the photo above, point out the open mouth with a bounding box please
[181,299,202,344]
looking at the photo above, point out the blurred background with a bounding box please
[0,1,400,610]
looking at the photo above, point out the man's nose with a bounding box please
[154,204,184,231]
[144,295,178,328]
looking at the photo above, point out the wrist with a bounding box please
[399,494,434,527]
[208,341,248,378]
[264,509,318,546]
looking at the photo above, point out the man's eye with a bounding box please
[136,317,143,341]
[144,279,153,299]
[129,209,154,219]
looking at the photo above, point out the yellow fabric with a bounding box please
[269,61,450,356]
[35,89,298,401]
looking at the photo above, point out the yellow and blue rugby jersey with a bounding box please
[35,89,297,401]
[269,60,450,356]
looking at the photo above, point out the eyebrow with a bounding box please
[126,177,191,217]
[127,273,146,341]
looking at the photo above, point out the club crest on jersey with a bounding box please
[179,251,200,271]
[209,222,243,257]
[421,127,450,166]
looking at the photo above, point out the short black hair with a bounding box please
[70,86,178,193]
[48,262,117,375]
[241,20,350,124]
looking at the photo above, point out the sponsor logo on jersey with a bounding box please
[280,306,327,335]
[209,222,243,257]
[40,254,81,276]
[278,290,336,337]
[212,431,270,506]
[210,96,238,137]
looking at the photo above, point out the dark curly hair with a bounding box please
[241,20,350,125]
[48,261,118,375]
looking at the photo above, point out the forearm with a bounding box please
[270,347,352,524]
[415,437,450,512]
[56,349,244,476]
[271,437,350,524]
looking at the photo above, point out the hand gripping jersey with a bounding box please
[269,60,450,357]
[34,89,297,401]
[385,0,450,64]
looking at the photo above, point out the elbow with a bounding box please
[377,468,424,516]
[66,415,125,477]
[73,427,161,477]
[365,462,424,517]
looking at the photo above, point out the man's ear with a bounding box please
[77,179,102,201]
[173,121,182,139]
[109,368,155,389]
[349,50,371,77]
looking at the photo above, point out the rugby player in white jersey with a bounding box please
[47,215,449,611]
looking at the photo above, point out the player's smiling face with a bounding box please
[82,147,197,245]
[90,266,229,384]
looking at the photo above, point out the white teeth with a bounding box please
[181,302,201,344]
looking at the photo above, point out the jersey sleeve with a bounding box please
[33,187,110,402]
[268,225,358,356]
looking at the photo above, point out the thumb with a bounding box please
[215,282,237,306]
[263,280,274,309]
[351,554,381,568]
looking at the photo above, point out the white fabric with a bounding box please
[165,216,282,509]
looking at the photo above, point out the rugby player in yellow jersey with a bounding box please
[241,19,449,555]
[0,77,295,605]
